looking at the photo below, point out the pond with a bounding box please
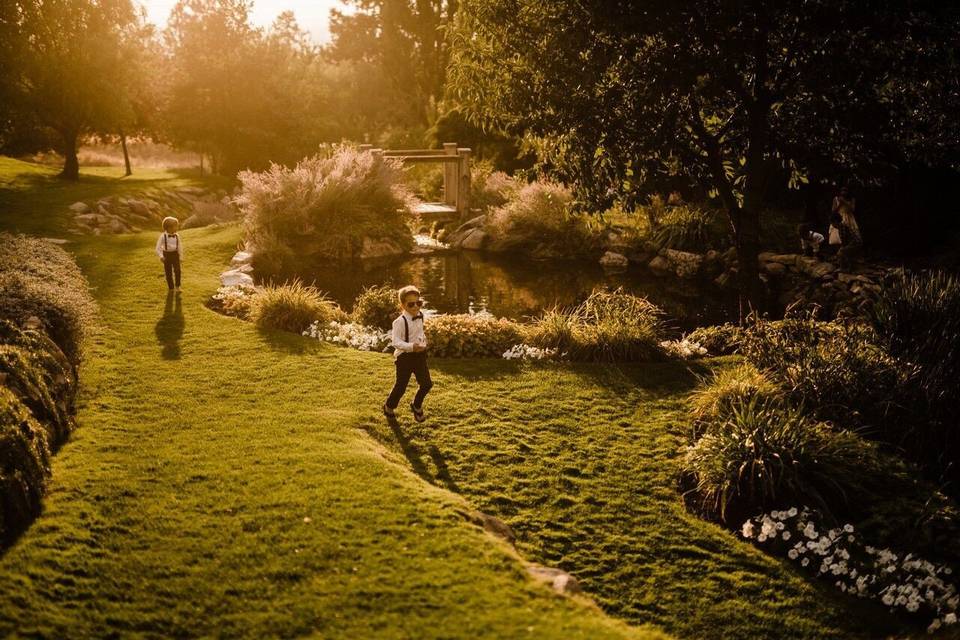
[266,246,739,332]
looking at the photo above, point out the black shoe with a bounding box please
[383,403,396,418]
[410,402,426,423]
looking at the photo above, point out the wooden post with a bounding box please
[457,148,471,218]
[443,143,458,208]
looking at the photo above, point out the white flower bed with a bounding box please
[742,507,958,633]
[502,343,559,361]
[659,338,707,359]
[304,320,391,352]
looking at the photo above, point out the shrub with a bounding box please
[471,161,519,215]
[352,285,398,331]
[739,313,911,434]
[0,386,51,543]
[425,314,526,358]
[237,146,414,272]
[248,280,344,334]
[181,200,238,229]
[486,181,601,257]
[685,323,743,355]
[0,341,74,448]
[866,270,960,408]
[527,289,665,362]
[684,395,872,521]
[0,234,96,364]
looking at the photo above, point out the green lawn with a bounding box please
[0,158,901,638]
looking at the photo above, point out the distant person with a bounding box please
[798,223,825,257]
[831,186,862,245]
[824,212,844,258]
[156,216,183,292]
[383,285,433,422]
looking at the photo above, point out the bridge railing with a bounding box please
[360,143,471,219]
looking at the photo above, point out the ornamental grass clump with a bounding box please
[249,280,344,334]
[237,146,414,272]
[527,289,666,362]
[486,181,601,257]
[651,203,726,252]
[690,363,781,432]
[684,395,870,522]
[351,285,398,331]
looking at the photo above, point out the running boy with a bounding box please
[383,285,433,422]
[156,216,183,291]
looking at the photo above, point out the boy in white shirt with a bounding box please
[383,285,433,422]
[155,217,183,291]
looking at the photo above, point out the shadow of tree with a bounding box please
[155,291,185,360]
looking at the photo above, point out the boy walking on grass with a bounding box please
[156,216,183,292]
[383,285,433,422]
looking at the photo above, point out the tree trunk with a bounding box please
[731,205,763,318]
[59,130,79,181]
[120,129,132,176]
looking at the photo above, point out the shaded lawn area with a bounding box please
[0,156,231,236]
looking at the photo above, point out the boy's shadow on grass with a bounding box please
[155,291,185,360]
[371,415,460,494]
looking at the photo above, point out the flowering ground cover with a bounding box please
[0,157,915,638]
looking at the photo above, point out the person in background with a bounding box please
[798,223,825,257]
[155,216,183,292]
[823,212,844,258]
[832,186,862,245]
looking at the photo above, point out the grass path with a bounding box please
[0,159,897,638]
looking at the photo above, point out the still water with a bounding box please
[269,248,737,331]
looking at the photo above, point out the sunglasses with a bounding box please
[405,299,424,308]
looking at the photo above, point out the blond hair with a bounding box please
[162,216,179,233]
[397,285,420,304]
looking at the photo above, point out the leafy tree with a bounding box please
[4,0,143,180]
[450,0,960,304]
[330,0,459,128]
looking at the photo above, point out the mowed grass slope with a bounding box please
[0,159,660,639]
[0,158,898,638]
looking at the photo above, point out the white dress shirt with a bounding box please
[155,233,183,258]
[391,310,426,359]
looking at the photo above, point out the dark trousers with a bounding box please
[163,251,181,289]
[386,351,433,409]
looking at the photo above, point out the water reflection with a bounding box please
[271,251,737,330]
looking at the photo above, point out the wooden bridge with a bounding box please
[360,143,471,224]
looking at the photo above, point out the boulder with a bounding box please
[762,253,798,267]
[526,564,582,595]
[40,238,69,245]
[108,219,128,234]
[69,202,90,213]
[648,255,672,276]
[75,213,101,225]
[359,237,405,260]
[230,251,254,268]
[662,248,703,279]
[461,228,488,251]
[128,199,152,217]
[220,269,254,287]
[763,261,787,276]
[795,256,836,279]
[599,251,629,270]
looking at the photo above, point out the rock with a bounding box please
[721,247,738,265]
[230,251,254,268]
[359,237,405,259]
[461,228,488,251]
[75,213,101,225]
[662,248,703,279]
[466,511,516,544]
[220,269,254,287]
[795,257,836,279]
[128,199,152,217]
[69,202,90,213]
[763,253,798,267]
[628,249,655,265]
[40,238,69,245]
[763,261,787,276]
[108,219,128,234]
[458,214,486,233]
[648,255,671,276]
[599,251,629,270]
[527,564,582,595]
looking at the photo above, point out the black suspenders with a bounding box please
[403,316,409,342]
